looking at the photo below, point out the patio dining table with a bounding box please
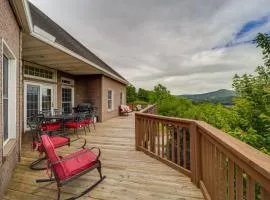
[44,113,79,133]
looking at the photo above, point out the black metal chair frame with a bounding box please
[36,146,106,200]
[81,111,96,133]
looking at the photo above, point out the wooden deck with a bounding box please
[4,114,204,200]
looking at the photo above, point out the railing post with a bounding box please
[190,122,201,187]
[135,114,140,151]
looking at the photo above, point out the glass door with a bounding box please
[41,86,53,113]
[26,84,40,118]
[25,83,55,129]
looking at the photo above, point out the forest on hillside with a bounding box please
[127,33,270,155]
[179,89,236,105]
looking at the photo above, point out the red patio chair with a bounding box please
[37,134,105,200]
[65,113,87,136]
[83,111,96,133]
[27,114,86,170]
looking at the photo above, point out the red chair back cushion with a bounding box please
[41,135,68,180]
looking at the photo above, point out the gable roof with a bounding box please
[27,2,127,83]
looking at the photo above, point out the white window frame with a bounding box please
[2,39,17,146]
[61,85,74,114]
[24,81,57,130]
[23,61,57,82]
[61,77,74,86]
[107,89,113,111]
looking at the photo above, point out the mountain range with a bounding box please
[177,89,237,105]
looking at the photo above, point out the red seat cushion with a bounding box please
[41,122,61,131]
[50,136,69,148]
[65,121,85,128]
[84,119,93,124]
[61,149,98,180]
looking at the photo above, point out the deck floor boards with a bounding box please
[4,114,204,200]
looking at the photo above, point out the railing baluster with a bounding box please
[228,159,235,200]
[247,175,255,200]
[183,127,187,169]
[219,152,226,200]
[166,123,170,160]
[172,126,175,163]
[177,126,181,165]
[162,122,164,158]
[236,166,243,200]
[146,118,149,149]
[153,120,156,153]
[157,121,160,156]
[153,119,156,153]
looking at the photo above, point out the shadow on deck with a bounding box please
[4,114,204,200]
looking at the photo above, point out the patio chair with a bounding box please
[27,114,86,170]
[119,105,132,116]
[83,111,96,133]
[37,134,105,200]
[64,113,87,136]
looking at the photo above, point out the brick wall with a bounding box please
[75,75,102,121]
[101,75,126,121]
[0,0,21,197]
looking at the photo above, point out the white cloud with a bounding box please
[29,0,270,94]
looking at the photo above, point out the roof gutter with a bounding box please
[9,0,32,33]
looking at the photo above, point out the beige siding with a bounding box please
[0,0,21,197]
[101,75,126,121]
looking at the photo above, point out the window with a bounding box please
[62,87,73,114]
[2,40,17,144]
[61,77,74,86]
[108,90,113,110]
[120,92,123,105]
[3,55,9,141]
[24,63,56,81]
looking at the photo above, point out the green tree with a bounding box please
[149,84,171,103]
[137,88,151,102]
[232,33,270,153]
[126,84,137,103]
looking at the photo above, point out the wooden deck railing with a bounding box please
[135,104,270,200]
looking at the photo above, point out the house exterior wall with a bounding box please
[22,63,104,122]
[0,0,22,197]
[101,75,126,121]
[75,75,102,121]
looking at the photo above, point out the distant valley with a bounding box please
[177,89,237,105]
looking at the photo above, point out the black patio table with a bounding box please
[44,113,79,133]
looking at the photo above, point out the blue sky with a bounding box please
[30,0,270,94]
[213,14,270,49]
